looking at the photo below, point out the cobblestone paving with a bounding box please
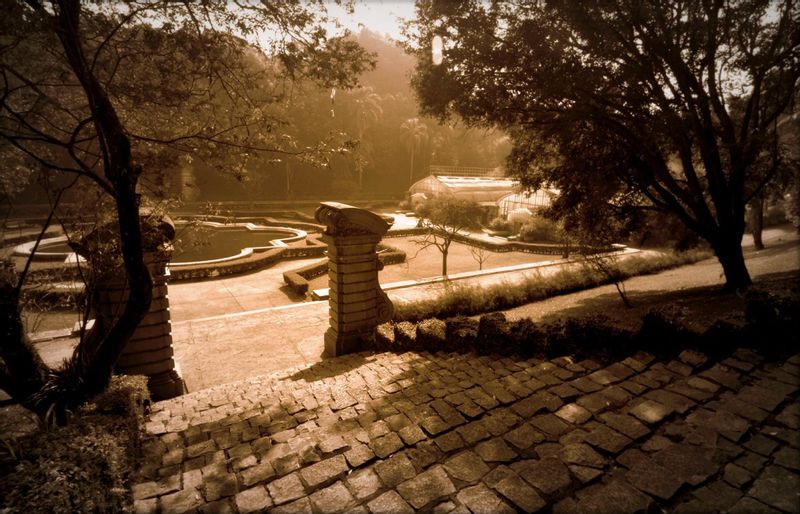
[134,348,800,513]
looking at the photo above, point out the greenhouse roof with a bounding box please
[430,175,516,192]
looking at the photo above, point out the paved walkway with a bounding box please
[134,347,800,514]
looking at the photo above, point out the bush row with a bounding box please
[374,290,798,364]
[393,249,711,322]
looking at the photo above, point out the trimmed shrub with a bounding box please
[699,320,744,360]
[638,306,698,359]
[284,270,310,295]
[445,316,479,350]
[375,322,395,349]
[476,312,510,355]
[536,321,570,358]
[744,290,782,327]
[506,318,544,357]
[519,216,562,243]
[416,318,447,349]
[375,278,798,368]
[394,321,418,349]
[488,217,512,233]
[377,245,407,266]
[93,375,150,418]
[562,316,636,360]
[744,289,800,358]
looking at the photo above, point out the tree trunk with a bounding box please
[409,146,415,186]
[713,233,752,292]
[613,280,632,308]
[82,180,152,392]
[0,284,48,415]
[442,248,448,277]
[29,0,153,414]
[749,194,765,250]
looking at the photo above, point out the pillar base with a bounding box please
[147,370,185,401]
[325,327,370,357]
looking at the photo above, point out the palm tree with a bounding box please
[354,89,383,189]
[430,123,456,165]
[401,117,428,186]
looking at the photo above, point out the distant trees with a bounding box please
[407,1,799,291]
[188,28,513,201]
[746,112,800,248]
[414,197,483,277]
[0,0,372,421]
[353,88,384,189]
[401,117,429,186]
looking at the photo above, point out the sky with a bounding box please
[326,0,416,41]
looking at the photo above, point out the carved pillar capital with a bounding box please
[315,201,391,237]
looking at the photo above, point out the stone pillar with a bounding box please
[99,252,184,400]
[83,214,184,401]
[315,202,394,356]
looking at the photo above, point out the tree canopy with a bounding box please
[0,1,374,200]
[415,197,483,276]
[406,0,799,290]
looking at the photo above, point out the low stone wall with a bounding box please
[385,227,614,255]
[174,214,323,233]
[169,234,327,282]
[2,227,63,248]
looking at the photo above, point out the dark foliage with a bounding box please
[637,306,701,359]
[393,321,418,350]
[0,375,149,513]
[476,312,510,355]
[406,1,799,291]
[444,316,479,350]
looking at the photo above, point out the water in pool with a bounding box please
[172,226,286,263]
[31,226,288,263]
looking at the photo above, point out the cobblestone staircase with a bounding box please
[134,348,800,513]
